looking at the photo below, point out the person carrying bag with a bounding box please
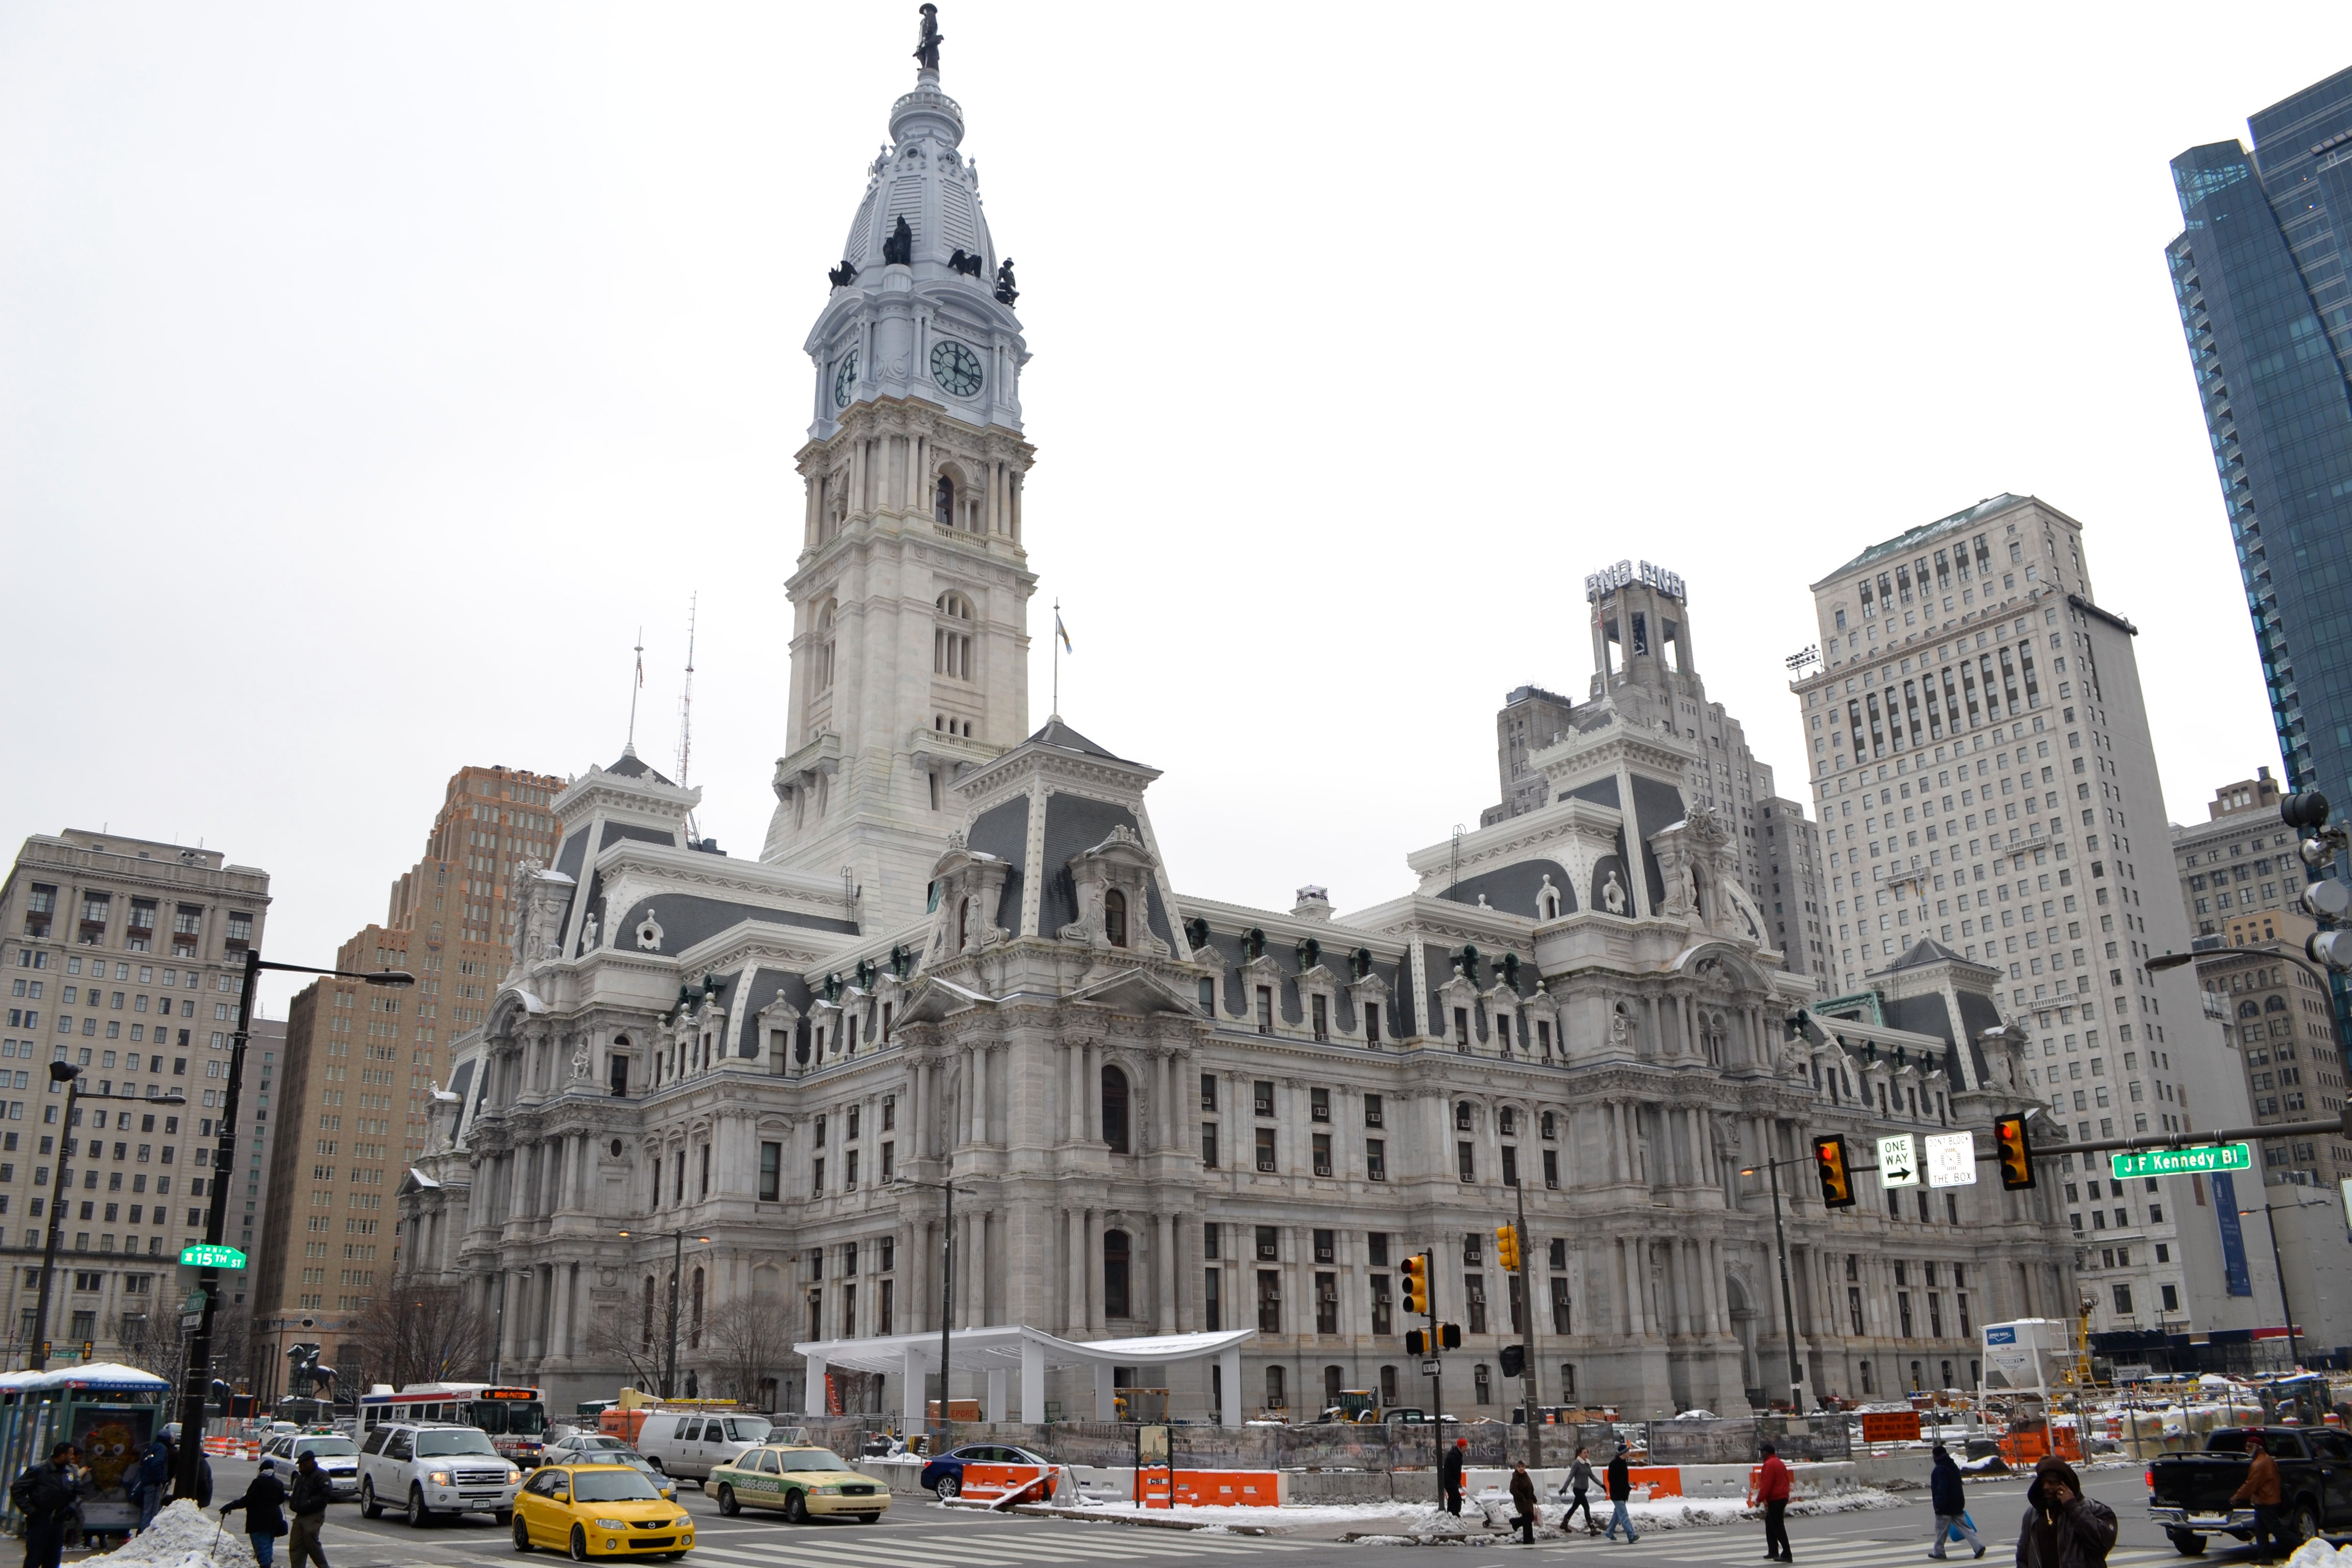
[219,1468,290,1568]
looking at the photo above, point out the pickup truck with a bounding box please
[2148,1426,2352,1554]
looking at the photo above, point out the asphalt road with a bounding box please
[173,1452,2230,1568]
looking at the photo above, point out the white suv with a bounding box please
[356,1422,521,1527]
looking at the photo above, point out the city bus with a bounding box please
[357,1382,549,1466]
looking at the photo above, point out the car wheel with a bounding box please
[933,1474,960,1500]
[2293,1502,2322,1547]
[569,1524,589,1562]
[360,1479,383,1521]
[856,1512,881,1525]
[496,1511,514,1527]
[785,1490,808,1525]
[2167,1531,2207,1556]
[512,1513,534,1553]
[407,1485,432,1528]
[716,1484,740,1517]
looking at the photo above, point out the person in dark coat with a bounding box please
[130,1437,170,1532]
[1439,1437,1466,1516]
[219,1467,290,1568]
[1605,1444,1639,1543]
[2014,1457,2115,1568]
[11,1442,83,1568]
[1509,1462,1540,1544]
[1929,1442,1984,1559]
[285,1453,334,1568]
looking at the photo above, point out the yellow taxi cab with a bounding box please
[707,1442,890,1524]
[510,1462,695,1559]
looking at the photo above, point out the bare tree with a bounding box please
[115,1307,184,1381]
[578,1291,669,1395]
[346,1283,488,1391]
[696,1294,798,1408]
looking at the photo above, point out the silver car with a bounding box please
[538,1433,677,1501]
[258,1434,361,1500]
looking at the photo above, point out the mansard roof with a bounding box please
[1026,716,1128,762]
[604,746,675,786]
[1882,937,1975,971]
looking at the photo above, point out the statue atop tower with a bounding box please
[913,3,943,72]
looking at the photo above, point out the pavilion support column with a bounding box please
[902,1344,925,1423]
[1021,1339,1045,1422]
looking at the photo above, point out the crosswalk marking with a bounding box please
[685,1523,1310,1567]
[1617,1542,2176,1568]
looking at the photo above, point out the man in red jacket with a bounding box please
[1751,1442,1793,1562]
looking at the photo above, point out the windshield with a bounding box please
[723,1418,771,1443]
[474,1399,548,1437]
[415,1430,499,1457]
[572,1436,626,1450]
[570,1469,663,1503]
[774,1448,852,1473]
[294,1439,356,1458]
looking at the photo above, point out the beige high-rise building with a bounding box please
[2171,768,2316,949]
[253,764,560,1403]
[0,829,270,1369]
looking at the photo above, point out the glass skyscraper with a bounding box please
[2168,67,2352,801]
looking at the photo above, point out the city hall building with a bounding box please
[395,12,2076,1421]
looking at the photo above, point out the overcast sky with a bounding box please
[3,3,2343,1014]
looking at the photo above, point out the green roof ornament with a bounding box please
[889,943,913,979]
[1296,937,1321,972]
[1500,953,1522,992]
[823,972,842,1003]
[1350,946,1373,981]
[1459,944,1482,984]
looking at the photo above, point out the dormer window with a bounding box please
[1104,888,1128,948]
[935,476,954,527]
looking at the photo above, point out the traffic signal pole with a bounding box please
[1510,1183,1537,1464]
[1765,1146,1804,1413]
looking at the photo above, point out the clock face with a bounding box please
[930,339,983,398]
[832,350,859,409]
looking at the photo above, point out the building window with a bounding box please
[1543,1149,1560,1189]
[1312,1133,1332,1177]
[1256,1225,1277,1261]
[1315,1271,1338,1334]
[1311,993,1328,1040]
[1551,1276,1572,1335]
[1205,1268,1221,1332]
[758,1141,781,1203]
[1473,1363,1491,1405]
[1370,1275,1392,1336]
[1502,1146,1519,1187]
[1100,1065,1130,1154]
[1363,1093,1383,1127]
[933,593,973,680]
[2113,1283,2133,1315]
[1103,1230,1131,1318]
[1254,1081,1274,1117]
[1255,988,1273,1034]
[1364,1002,1381,1042]
[1255,1128,1277,1173]
[1263,1364,1285,1410]
[1201,1123,1218,1168]
[1365,1138,1386,1182]
[1464,1276,1487,1334]
[1457,1141,1474,1183]
[1104,888,1128,948]
[1257,1270,1281,1334]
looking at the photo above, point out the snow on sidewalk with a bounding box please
[83,1500,258,1568]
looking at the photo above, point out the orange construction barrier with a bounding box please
[1171,1469,1282,1506]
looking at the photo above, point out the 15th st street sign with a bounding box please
[1877,1134,1919,1188]
[2110,1143,2253,1181]
[178,1244,247,1270]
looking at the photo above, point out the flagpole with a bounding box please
[628,628,644,751]
[1052,598,1060,720]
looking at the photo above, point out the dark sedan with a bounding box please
[918,1443,1056,1500]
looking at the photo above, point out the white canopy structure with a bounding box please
[793,1325,1256,1425]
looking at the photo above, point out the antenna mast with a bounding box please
[675,593,698,788]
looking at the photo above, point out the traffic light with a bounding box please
[1813,1135,1855,1208]
[38,1340,49,1360]
[1400,1255,1426,1315]
[1499,1344,1526,1378]
[1405,1328,1426,1356]
[1494,1224,1521,1273]
[79,1340,92,1361]
[2283,790,2333,832]
[1440,1322,1462,1351]
[1995,1115,2036,1191]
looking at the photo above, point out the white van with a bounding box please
[633,1413,773,1482]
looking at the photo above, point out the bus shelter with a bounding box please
[795,1326,1255,1426]
[0,1362,173,1540]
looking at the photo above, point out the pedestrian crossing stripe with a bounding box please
[1625,1545,2175,1567]
[684,1528,1310,1568]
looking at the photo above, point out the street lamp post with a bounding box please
[617,1230,709,1399]
[175,948,412,1502]
[887,1175,961,1447]
[2237,1192,2334,1374]
[28,1065,186,1371]
[1740,1146,1810,1414]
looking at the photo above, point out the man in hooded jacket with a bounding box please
[1439,1438,1466,1516]
[2014,1458,2115,1568]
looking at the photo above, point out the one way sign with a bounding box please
[1877,1133,1920,1188]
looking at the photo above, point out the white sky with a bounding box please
[2,3,2342,1015]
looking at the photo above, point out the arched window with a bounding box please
[609,1034,631,1097]
[814,601,838,695]
[1454,1100,1473,1131]
[1102,1229,1131,1317]
[1264,1365,1286,1411]
[1101,1065,1131,1154]
[935,475,954,528]
[2239,999,2261,1019]
[2264,994,2288,1013]
[691,1267,705,1349]
[934,592,973,680]
[957,898,969,951]
[1104,888,1129,948]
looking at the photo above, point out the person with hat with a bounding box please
[1508,1461,1540,1545]
[1439,1436,1466,1516]
[219,1461,290,1568]
[2015,1456,2116,1568]
[1927,1442,1982,1559]
[1604,1442,1640,1544]
[2230,1430,2285,1563]
[10,1442,83,1568]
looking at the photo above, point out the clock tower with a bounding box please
[761,8,1037,930]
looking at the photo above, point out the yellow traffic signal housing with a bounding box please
[1400,1255,1426,1314]
[1814,1135,1855,1208]
[1995,1115,2035,1190]
[1494,1224,1521,1273]
[79,1340,92,1361]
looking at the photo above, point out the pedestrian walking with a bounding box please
[10,1442,83,1568]
[1927,1442,1983,1560]
[2230,1433,2285,1564]
[1439,1437,1466,1516]
[2014,1457,2116,1568]
[1752,1442,1793,1563]
[1509,1462,1540,1545]
[1604,1443,1639,1544]
[1558,1446,1600,1534]
[219,1466,290,1568]
[285,1453,334,1568]
[130,1436,170,1533]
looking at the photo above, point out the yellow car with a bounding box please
[707,1443,890,1524]
[510,1462,695,1559]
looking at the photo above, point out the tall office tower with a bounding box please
[1486,564,1830,978]
[1791,494,2270,1358]
[0,830,269,1367]
[253,764,560,1403]
[2171,768,2319,949]
[2167,68,2352,803]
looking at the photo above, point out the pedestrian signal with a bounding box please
[1500,1344,1526,1378]
[1994,1115,2035,1191]
[1405,1328,1426,1355]
[1814,1135,1855,1208]
[1440,1322,1462,1351]
[1400,1255,1426,1315]
[2283,791,2333,831]
[1494,1224,1521,1273]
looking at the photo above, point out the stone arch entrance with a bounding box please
[1726,1273,1764,1409]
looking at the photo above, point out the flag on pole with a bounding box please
[1056,611,1072,652]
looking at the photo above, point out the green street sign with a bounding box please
[2110,1143,2253,1180]
[179,1244,247,1270]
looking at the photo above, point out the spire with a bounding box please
[890,4,965,149]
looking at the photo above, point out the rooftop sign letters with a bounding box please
[1584,559,1686,604]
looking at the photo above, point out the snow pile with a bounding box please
[2283,1541,2352,1568]
[87,1501,257,1568]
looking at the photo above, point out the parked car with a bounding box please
[2148,1426,2352,1554]
[541,1433,676,1500]
[510,1462,693,1558]
[632,1412,773,1483]
[258,1433,361,1500]
[918,1442,1056,1501]
[707,1443,889,1524]
[356,1420,522,1527]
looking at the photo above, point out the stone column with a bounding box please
[1156,1211,1176,1334]
[1087,1209,1107,1334]
[1065,1209,1086,1334]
